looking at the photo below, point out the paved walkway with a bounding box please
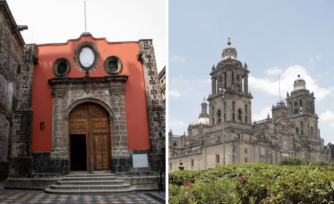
[0,182,165,204]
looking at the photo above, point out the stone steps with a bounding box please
[45,173,136,195]
[50,183,131,190]
[57,180,124,185]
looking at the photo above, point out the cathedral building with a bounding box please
[169,39,331,172]
[0,1,165,193]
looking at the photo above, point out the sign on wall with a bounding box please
[133,154,149,168]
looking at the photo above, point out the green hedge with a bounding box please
[279,157,333,167]
[169,162,334,204]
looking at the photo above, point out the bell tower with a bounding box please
[207,39,253,126]
[286,75,319,138]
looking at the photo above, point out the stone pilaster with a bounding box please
[137,40,165,171]
[244,75,248,93]
[8,44,37,178]
[212,77,216,95]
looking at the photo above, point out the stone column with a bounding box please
[50,85,67,160]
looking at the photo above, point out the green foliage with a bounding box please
[169,178,240,204]
[169,162,334,204]
[279,157,306,166]
[279,157,333,167]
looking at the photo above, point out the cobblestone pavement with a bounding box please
[0,189,165,204]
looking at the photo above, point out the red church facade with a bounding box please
[5,32,165,189]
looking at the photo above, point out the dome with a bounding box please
[293,75,306,91]
[191,117,210,126]
[222,38,237,60]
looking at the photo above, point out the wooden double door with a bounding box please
[68,104,111,172]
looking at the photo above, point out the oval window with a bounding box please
[79,47,95,67]
[57,63,67,75]
[108,61,118,73]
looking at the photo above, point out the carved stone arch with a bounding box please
[60,97,117,156]
[64,97,114,119]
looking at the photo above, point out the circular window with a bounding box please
[57,63,67,75]
[104,55,123,75]
[73,41,100,72]
[173,142,178,147]
[79,47,95,68]
[52,58,71,77]
[108,61,118,73]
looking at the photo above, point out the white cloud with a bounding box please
[308,57,315,63]
[266,67,282,76]
[249,65,331,100]
[169,120,187,129]
[252,106,272,122]
[319,110,334,122]
[330,122,334,127]
[316,54,322,59]
[169,90,181,98]
[195,78,211,84]
[170,55,185,61]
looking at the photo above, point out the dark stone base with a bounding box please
[31,152,68,177]
[8,157,33,178]
[0,161,9,181]
[111,156,133,173]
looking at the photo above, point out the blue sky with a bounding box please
[168,0,334,144]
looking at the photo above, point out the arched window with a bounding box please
[301,130,304,135]
[233,101,235,111]
[296,127,299,135]
[238,109,242,122]
[217,110,221,124]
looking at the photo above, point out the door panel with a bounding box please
[94,134,109,170]
[69,104,111,172]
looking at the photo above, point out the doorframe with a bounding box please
[65,99,115,173]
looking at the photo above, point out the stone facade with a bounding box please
[158,66,166,104]
[0,1,26,181]
[169,39,331,172]
[138,40,166,172]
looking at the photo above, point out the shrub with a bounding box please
[279,157,305,166]
[169,162,334,203]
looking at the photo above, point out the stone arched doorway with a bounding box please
[68,103,111,172]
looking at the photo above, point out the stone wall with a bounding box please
[138,40,165,172]
[8,44,36,178]
[0,3,24,165]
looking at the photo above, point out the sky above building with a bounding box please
[169,0,334,144]
[7,0,167,72]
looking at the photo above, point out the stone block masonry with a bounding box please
[8,44,37,178]
[138,40,165,172]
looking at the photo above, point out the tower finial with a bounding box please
[228,37,231,45]
[298,74,300,78]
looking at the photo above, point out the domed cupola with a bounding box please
[222,38,237,60]
[293,75,306,91]
[191,98,210,126]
